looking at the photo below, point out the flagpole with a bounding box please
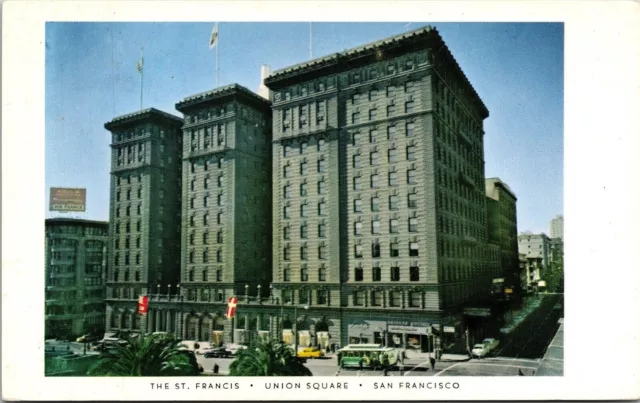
[140,47,144,110]
[216,27,219,88]
[309,22,313,59]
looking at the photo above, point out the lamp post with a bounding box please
[245,284,249,302]
[168,284,171,297]
[293,304,309,356]
[257,285,262,305]
[157,284,161,296]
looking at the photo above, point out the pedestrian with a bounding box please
[399,365,404,376]
[334,370,341,376]
[359,357,364,371]
[429,356,436,371]
[518,369,524,376]
[213,363,220,374]
[383,367,388,377]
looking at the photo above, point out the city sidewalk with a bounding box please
[403,350,470,363]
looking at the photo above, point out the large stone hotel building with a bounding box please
[100,26,517,352]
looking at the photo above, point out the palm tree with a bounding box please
[88,333,200,376]
[229,338,312,376]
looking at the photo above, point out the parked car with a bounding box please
[203,348,232,358]
[297,347,325,359]
[482,338,500,351]
[471,343,490,358]
[226,344,248,356]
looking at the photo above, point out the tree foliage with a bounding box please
[545,254,564,293]
[87,333,199,376]
[228,338,312,376]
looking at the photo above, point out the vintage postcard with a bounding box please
[2,0,639,401]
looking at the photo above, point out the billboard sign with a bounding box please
[49,187,86,212]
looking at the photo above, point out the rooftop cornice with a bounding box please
[104,108,183,131]
[265,25,489,119]
[45,218,109,228]
[176,83,271,112]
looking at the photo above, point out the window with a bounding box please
[371,290,382,305]
[217,212,223,224]
[390,242,399,257]
[191,179,196,191]
[217,175,224,187]
[353,290,364,306]
[371,197,380,212]
[354,199,363,213]
[300,203,308,217]
[300,224,308,239]
[318,201,325,216]
[407,169,417,184]
[283,165,291,178]
[353,175,361,191]
[369,108,376,121]
[410,242,419,256]
[136,237,141,248]
[352,112,360,124]
[300,245,308,260]
[352,154,361,168]
[283,245,291,261]
[387,105,395,116]
[116,208,120,218]
[391,266,400,282]
[318,266,327,282]
[409,218,418,232]
[203,196,209,208]
[410,266,420,281]
[189,270,195,282]
[406,122,415,137]
[388,147,397,163]
[354,222,362,236]
[318,245,327,259]
[189,250,195,264]
[372,220,381,234]
[369,129,378,143]
[300,160,308,175]
[387,126,396,140]
[216,270,222,281]
[317,158,325,173]
[217,194,223,206]
[407,145,416,160]
[318,223,326,238]
[300,266,309,282]
[370,174,379,188]
[284,145,292,157]
[355,245,363,259]
[405,101,415,113]
[390,219,399,233]
[408,193,417,208]
[389,171,398,186]
[203,213,209,225]
[217,231,223,243]
[372,243,381,258]
[203,250,209,263]
[352,93,361,104]
[370,151,379,166]
[189,233,195,245]
[317,289,327,304]
[216,249,223,263]
[300,141,308,153]
[284,185,291,199]
[389,195,398,210]
[190,215,195,227]
[126,190,131,200]
[318,180,325,195]
[299,108,307,127]
[283,267,291,281]
[316,101,325,122]
[317,139,325,152]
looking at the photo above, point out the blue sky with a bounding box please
[45,22,563,234]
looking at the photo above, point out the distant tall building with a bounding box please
[103,108,183,334]
[518,233,550,289]
[175,84,272,343]
[45,218,108,338]
[549,214,563,240]
[257,65,273,101]
[265,25,497,346]
[485,178,519,290]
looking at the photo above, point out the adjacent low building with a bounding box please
[45,218,108,339]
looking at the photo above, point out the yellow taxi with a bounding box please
[297,347,325,359]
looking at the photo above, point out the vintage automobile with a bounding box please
[297,347,325,359]
[203,347,233,358]
[471,343,490,358]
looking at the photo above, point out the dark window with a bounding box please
[390,242,399,257]
[372,266,381,282]
[410,242,419,256]
[355,267,363,281]
[410,266,420,281]
[372,243,381,258]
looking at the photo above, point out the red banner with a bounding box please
[137,295,149,315]
[226,296,238,319]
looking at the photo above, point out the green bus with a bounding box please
[336,344,400,369]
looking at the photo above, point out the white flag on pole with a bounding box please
[209,23,219,50]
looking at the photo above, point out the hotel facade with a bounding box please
[99,26,514,352]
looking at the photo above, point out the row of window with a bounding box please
[189,231,224,245]
[184,105,226,124]
[350,101,416,124]
[281,101,326,131]
[189,125,226,150]
[114,220,143,234]
[47,225,107,236]
[116,187,152,202]
[113,253,143,266]
[189,212,224,226]
[189,193,225,209]
[283,138,326,156]
[186,269,223,282]
[279,288,328,305]
[282,266,327,282]
[351,144,418,168]
[188,249,223,264]
[353,289,422,307]
[351,122,417,147]
[189,157,225,173]
[115,204,143,218]
[353,169,420,190]
[350,81,417,105]
[354,241,420,258]
[283,157,326,177]
[283,201,326,219]
[283,222,326,239]
[283,245,327,261]
[353,218,420,236]
[354,194,418,213]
